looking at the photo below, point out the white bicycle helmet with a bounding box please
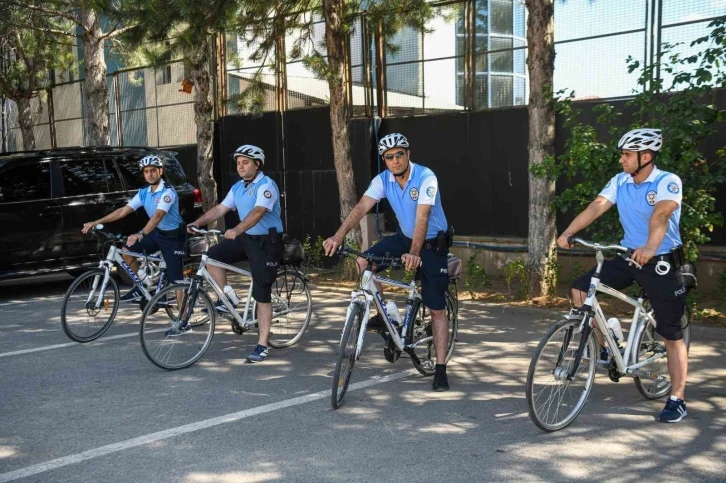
[234,144,265,165]
[617,128,662,152]
[139,155,163,168]
[378,133,410,155]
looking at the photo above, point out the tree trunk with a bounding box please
[190,45,218,228]
[323,0,362,247]
[16,97,36,151]
[81,9,110,146]
[525,0,557,298]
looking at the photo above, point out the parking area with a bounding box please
[1,276,725,482]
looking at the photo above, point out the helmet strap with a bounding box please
[631,151,654,177]
[393,160,410,178]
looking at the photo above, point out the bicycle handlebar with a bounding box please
[337,245,405,270]
[90,225,126,242]
[568,237,642,269]
[188,226,222,236]
[568,237,628,253]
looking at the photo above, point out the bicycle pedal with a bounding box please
[383,342,400,363]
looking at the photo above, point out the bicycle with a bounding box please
[331,246,459,409]
[60,224,196,343]
[525,237,693,432]
[138,227,313,370]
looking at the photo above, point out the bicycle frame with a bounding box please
[88,244,166,309]
[573,248,666,381]
[349,268,422,359]
[190,251,294,330]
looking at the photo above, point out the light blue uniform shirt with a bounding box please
[364,162,448,239]
[127,180,183,230]
[598,167,683,255]
[221,172,284,236]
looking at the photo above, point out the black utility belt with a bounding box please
[157,226,184,237]
[632,246,684,269]
[411,226,454,252]
[243,228,282,241]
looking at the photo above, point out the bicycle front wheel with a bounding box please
[331,301,364,409]
[633,308,691,400]
[139,283,216,370]
[61,269,120,343]
[526,318,597,432]
[266,268,312,348]
[409,289,458,376]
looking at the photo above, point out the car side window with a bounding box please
[115,157,146,190]
[116,155,188,189]
[60,159,123,196]
[0,162,52,203]
[159,156,188,187]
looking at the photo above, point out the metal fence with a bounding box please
[1,0,723,152]
[222,0,723,116]
[1,60,196,152]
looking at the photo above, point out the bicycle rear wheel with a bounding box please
[633,308,691,400]
[409,288,458,376]
[331,302,364,409]
[526,318,597,432]
[266,268,312,348]
[139,283,215,370]
[61,269,120,343]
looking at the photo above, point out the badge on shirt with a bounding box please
[667,182,679,194]
[264,190,272,199]
[426,186,436,198]
[163,195,171,203]
[646,191,656,206]
[409,187,419,201]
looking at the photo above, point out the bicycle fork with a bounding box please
[560,310,594,382]
[88,264,113,310]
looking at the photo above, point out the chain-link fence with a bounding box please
[1,60,196,152]
[1,0,723,152]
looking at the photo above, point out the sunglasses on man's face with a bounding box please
[384,150,407,160]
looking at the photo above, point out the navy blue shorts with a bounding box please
[572,256,687,340]
[208,233,282,303]
[365,232,449,310]
[125,229,185,283]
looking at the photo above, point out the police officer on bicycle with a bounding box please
[82,155,186,302]
[557,128,689,423]
[323,133,453,392]
[188,144,283,363]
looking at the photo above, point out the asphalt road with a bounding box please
[1,274,725,482]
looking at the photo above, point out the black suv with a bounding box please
[0,147,201,280]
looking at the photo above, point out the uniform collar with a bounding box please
[149,179,167,193]
[625,166,661,184]
[244,171,264,187]
[387,162,416,183]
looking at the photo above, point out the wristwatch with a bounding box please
[137,230,145,240]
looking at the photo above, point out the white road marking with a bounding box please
[0,369,416,482]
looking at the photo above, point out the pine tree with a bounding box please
[0,5,75,150]
[234,0,434,245]
[115,0,241,218]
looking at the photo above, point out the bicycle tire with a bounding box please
[409,288,458,376]
[331,301,364,409]
[526,318,597,432]
[139,282,216,370]
[633,308,691,400]
[266,268,312,348]
[60,269,120,343]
